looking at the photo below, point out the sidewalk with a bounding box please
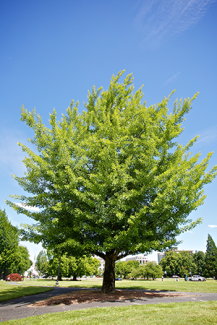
[1,287,217,322]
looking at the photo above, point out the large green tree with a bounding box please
[7,72,217,292]
[204,234,217,278]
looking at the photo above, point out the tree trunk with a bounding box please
[3,269,9,280]
[72,275,77,281]
[101,255,115,293]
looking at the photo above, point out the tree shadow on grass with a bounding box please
[0,285,53,304]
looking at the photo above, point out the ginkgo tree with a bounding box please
[7,71,217,293]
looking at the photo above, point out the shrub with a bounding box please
[6,273,22,281]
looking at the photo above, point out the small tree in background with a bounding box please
[115,260,140,278]
[192,251,206,276]
[160,251,196,277]
[204,234,217,278]
[176,251,197,277]
[0,209,19,279]
[11,246,32,275]
[47,254,100,280]
[160,251,179,276]
[36,250,48,275]
[129,262,162,280]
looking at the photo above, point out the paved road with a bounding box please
[1,287,217,322]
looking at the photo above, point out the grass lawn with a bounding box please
[20,277,217,293]
[2,301,217,324]
[0,282,53,302]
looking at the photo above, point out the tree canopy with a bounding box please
[47,254,100,280]
[115,260,140,279]
[204,234,217,278]
[36,250,48,275]
[7,71,217,292]
[0,208,19,278]
[192,251,206,276]
[11,246,32,275]
[0,209,32,278]
[160,251,197,277]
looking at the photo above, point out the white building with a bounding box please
[125,254,152,265]
[94,255,105,272]
[157,252,166,264]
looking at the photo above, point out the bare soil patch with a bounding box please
[29,290,186,307]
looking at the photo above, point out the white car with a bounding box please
[189,275,206,281]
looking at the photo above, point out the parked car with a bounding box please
[189,275,206,281]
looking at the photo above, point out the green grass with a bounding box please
[2,301,217,324]
[0,282,53,302]
[20,277,217,293]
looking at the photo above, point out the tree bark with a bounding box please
[101,254,116,293]
[3,269,9,280]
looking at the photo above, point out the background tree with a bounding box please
[192,251,206,276]
[160,251,179,276]
[36,250,48,275]
[0,209,19,279]
[142,262,163,280]
[160,251,196,277]
[204,234,217,278]
[7,72,217,292]
[176,251,197,277]
[47,254,100,280]
[69,255,100,280]
[129,262,162,280]
[115,260,140,278]
[11,246,32,275]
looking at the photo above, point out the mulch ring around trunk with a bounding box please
[29,290,189,307]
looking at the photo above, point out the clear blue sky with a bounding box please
[0,0,217,261]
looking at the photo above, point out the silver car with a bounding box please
[189,275,206,281]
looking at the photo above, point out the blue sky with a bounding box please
[0,0,217,261]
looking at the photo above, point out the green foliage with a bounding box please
[160,251,196,277]
[115,260,140,278]
[7,71,217,291]
[11,246,32,275]
[204,234,217,278]
[0,208,19,277]
[176,251,197,277]
[36,250,48,275]
[192,251,206,276]
[130,262,163,280]
[0,209,32,278]
[47,255,100,280]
